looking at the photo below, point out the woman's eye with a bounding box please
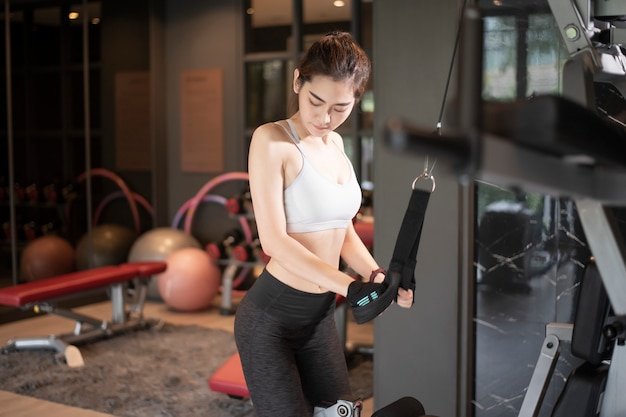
[309,100,322,107]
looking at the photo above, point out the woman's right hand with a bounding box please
[346,274,399,324]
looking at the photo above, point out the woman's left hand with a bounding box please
[395,288,414,309]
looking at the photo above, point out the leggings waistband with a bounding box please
[245,269,336,326]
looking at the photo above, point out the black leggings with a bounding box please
[234,270,352,417]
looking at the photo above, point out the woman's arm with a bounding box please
[331,134,414,308]
[340,222,380,279]
[248,124,355,296]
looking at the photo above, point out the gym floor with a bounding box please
[0,293,375,417]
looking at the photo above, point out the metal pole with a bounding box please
[4,0,17,285]
[82,0,93,268]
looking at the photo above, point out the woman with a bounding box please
[234,31,414,417]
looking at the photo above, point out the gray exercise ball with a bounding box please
[128,227,202,301]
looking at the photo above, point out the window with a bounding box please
[243,0,374,183]
[474,4,589,416]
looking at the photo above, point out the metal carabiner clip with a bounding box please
[412,156,436,192]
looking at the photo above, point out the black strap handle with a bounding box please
[388,187,431,293]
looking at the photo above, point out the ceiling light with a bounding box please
[246,8,255,15]
[333,1,345,7]
[68,11,79,20]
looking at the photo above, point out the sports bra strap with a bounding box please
[274,120,302,146]
[285,119,300,143]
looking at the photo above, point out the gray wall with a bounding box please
[99,0,246,239]
[163,0,246,241]
[100,0,153,230]
[372,1,468,416]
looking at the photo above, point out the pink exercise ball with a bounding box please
[157,247,221,312]
[128,227,202,301]
[20,235,75,281]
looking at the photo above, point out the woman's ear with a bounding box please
[293,68,300,94]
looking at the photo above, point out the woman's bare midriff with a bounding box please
[265,228,347,294]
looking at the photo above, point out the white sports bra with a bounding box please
[277,119,362,233]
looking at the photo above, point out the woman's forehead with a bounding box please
[304,75,356,102]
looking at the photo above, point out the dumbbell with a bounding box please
[372,396,439,417]
[232,238,270,264]
[314,399,362,417]
[206,229,245,260]
[225,190,252,215]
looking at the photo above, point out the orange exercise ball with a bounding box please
[157,247,221,312]
[20,235,75,281]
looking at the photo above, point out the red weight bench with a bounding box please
[208,352,250,399]
[0,261,166,367]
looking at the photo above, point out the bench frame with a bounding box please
[0,262,166,367]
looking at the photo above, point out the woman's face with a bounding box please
[294,70,356,137]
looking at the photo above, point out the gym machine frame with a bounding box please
[385,1,626,416]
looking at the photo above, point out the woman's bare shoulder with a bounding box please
[252,121,290,142]
[328,130,346,151]
[250,121,296,156]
